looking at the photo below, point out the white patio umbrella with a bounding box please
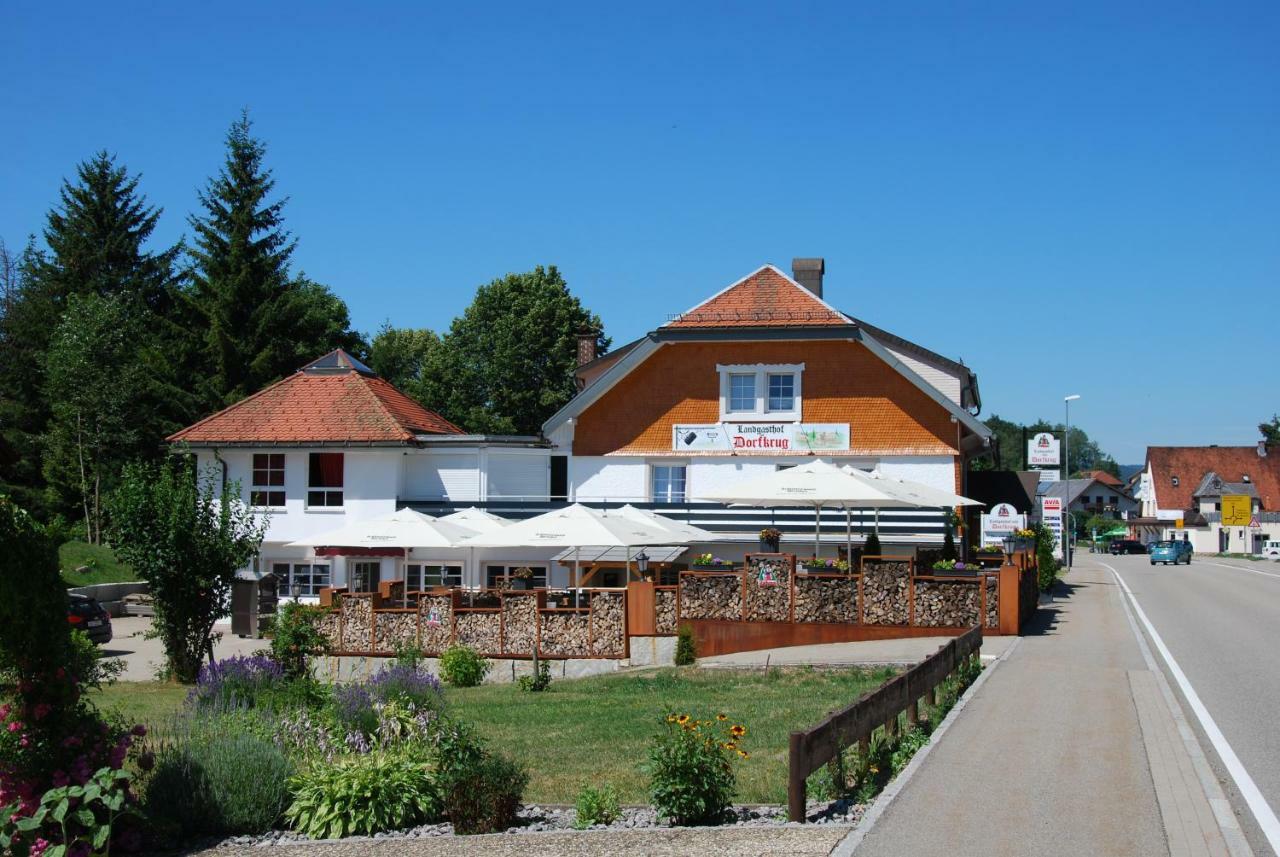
[288,507,479,549]
[459,503,680,589]
[614,505,726,543]
[848,467,984,509]
[697,459,919,560]
[437,507,512,534]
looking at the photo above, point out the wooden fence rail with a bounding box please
[786,625,983,822]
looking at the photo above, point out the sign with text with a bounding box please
[1036,469,1061,483]
[1028,432,1061,466]
[673,423,850,452]
[980,502,1026,546]
[1041,496,1065,560]
[1221,494,1252,527]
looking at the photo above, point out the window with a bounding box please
[652,464,687,502]
[1171,476,1179,487]
[728,374,756,412]
[273,562,331,598]
[350,561,380,593]
[405,563,462,591]
[550,456,568,501]
[485,564,547,588]
[308,453,344,507]
[1108,496,1118,504]
[250,454,285,507]
[717,364,803,420]
[768,373,795,411]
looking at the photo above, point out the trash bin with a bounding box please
[231,572,279,638]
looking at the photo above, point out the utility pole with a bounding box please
[1064,394,1081,568]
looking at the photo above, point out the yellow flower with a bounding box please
[676,714,690,725]
[717,713,728,721]
[869,765,879,774]
[730,724,746,738]
[665,714,677,724]
[737,749,750,759]
[723,741,737,750]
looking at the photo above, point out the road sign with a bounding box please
[1250,518,1261,529]
[1221,495,1252,527]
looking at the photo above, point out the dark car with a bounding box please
[1109,539,1147,555]
[68,593,112,644]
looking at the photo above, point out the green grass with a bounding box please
[59,540,137,587]
[450,666,892,804]
[88,667,893,805]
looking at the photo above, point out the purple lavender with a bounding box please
[366,663,444,710]
[191,654,285,708]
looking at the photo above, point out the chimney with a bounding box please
[792,257,825,298]
[1260,441,1269,458]
[576,329,598,367]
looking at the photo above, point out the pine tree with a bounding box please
[187,113,363,409]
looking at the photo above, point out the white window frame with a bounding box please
[250,453,286,510]
[716,363,804,422]
[271,561,332,598]
[649,460,688,503]
[483,563,549,589]
[306,452,345,510]
[404,561,463,591]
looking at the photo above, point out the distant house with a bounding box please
[1036,477,1138,525]
[1136,444,1280,553]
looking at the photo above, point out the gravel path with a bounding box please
[185,825,854,856]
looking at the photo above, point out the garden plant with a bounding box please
[647,712,749,826]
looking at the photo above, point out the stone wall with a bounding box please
[679,573,742,620]
[862,562,909,626]
[501,593,538,655]
[539,611,591,656]
[654,588,678,635]
[372,610,418,653]
[454,611,501,652]
[744,556,791,622]
[794,575,857,623]
[590,592,626,657]
[418,595,453,654]
[339,594,374,651]
[913,579,979,627]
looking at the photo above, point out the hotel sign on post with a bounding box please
[1041,496,1065,560]
[673,423,850,452]
[980,502,1026,546]
[1028,432,1061,466]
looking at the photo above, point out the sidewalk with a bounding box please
[850,560,1233,857]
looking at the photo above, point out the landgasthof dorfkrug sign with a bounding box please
[1028,431,1061,466]
[673,423,850,452]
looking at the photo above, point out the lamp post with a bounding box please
[1064,394,1080,568]
[635,550,650,581]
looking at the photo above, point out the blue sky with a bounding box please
[4,1,1278,463]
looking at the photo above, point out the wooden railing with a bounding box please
[786,625,982,822]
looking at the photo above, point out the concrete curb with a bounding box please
[829,635,1022,857]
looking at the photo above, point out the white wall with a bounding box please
[887,347,962,405]
[405,451,480,501]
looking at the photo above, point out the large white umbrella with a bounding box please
[614,504,725,543]
[460,503,681,589]
[848,467,984,509]
[288,507,479,549]
[437,507,512,533]
[697,459,919,559]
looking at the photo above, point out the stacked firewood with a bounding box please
[984,577,999,628]
[372,612,417,653]
[679,574,743,620]
[417,595,453,654]
[539,612,590,656]
[339,594,375,651]
[862,562,910,626]
[794,576,857,623]
[589,592,625,657]
[914,580,980,627]
[454,612,501,652]
[654,589,678,635]
[315,610,342,651]
[501,594,538,655]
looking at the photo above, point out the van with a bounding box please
[1265,540,1280,561]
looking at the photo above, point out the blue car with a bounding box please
[1149,540,1193,566]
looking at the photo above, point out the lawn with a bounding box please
[60,540,137,587]
[90,666,892,805]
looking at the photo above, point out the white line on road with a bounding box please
[1196,560,1280,581]
[1103,561,1280,855]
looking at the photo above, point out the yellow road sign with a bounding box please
[1221,494,1252,527]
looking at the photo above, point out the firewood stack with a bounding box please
[913,580,980,627]
[589,592,625,656]
[679,574,743,620]
[372,611,418,652]
[862,562,910,625]
[794,576,857,623]
[454,612,501,652]
[417,594,453,654]
[539,612,591,656]
[654,589,678,635]
[501,593,538,655]
[339,593,375,650]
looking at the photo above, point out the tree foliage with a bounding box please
[379,266,606,434]
[109,459,266,683]
[974,414,1118,476]
[185,113,364,410]
[1260,415,1280,446]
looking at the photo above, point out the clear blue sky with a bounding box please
[5,1,1278,463]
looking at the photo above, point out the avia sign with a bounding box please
[673,423,849,452]
[1041,496,1065,560]
[1028,432,1061,466]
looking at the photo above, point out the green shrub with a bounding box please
[285,751,441,839]
[271,602,331,679]
[143,710,294,836]
[674,625,697,666]
[864,531,882,555]
[647,712,745,826]
[1033,522,1060,592]
[517,659,551,692]
[439,645,490,687]
[573,783,620,829]
[0,766,137,857]
[433,719,528,835]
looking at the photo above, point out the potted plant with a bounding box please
[758,527,782,552]
[930,559,979,574]
[511,566,535,590]
[800,557,850,573]
[691,553,733,570]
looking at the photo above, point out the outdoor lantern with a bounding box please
[1001,535,1016,559]
[291,582,302,600]
[636,550,650,574]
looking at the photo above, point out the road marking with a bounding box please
[1103,561,1280,855]
[1195,560,1280,581]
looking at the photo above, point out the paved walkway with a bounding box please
[104,618,263,681]
[699,634,1019,668]
[850,560,1238,857]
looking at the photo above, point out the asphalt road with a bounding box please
[1100,551,1280,855]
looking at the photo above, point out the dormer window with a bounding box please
[718,364,803,421]
[1242,474,1251,483]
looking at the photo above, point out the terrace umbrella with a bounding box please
[437,508,513,587]
[288,507,479,550]
[613,505,726,543]
[696,460,917,561]
[843,467,985,555]
[458,503,680,590]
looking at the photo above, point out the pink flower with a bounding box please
[0,704,10,720]
[18,737,29,748]
[31,838,50,857]
[7,721,22,733]
[33,704,51,721]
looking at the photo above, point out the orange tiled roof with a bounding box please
[168,350,461,444]
[664,265,851,329]
[1088,470,1123,487]
[1146,446,1280,512]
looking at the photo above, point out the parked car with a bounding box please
[1264,540,1280,561]
[68,593,112,644]
[1109,539,1147,555]
[1149,540,1193,566]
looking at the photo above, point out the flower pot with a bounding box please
[760,538,780,553]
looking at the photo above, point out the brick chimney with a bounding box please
[792,258,825,298]
[576,330,598,367]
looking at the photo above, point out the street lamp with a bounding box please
[635,550,650,577]
[1064,395,1081,568]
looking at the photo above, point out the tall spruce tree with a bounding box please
[0,155,183,518]
[186,113,364,409]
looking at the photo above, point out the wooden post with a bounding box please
[998,561,1021,635]
[788,731,807,822]
[907,698,919,727]
[884,713,897,739]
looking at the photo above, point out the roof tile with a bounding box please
[664,265,850,329]
[1146,446,1279,512]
